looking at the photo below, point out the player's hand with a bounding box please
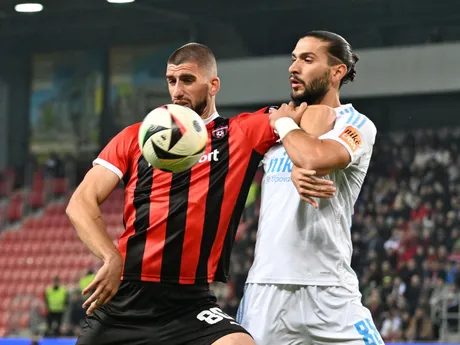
[82,255,123,315]
[269,101,307,128]
[291,166,336,208]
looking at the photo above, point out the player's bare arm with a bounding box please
[270,102,350,177]
[66,165,123,315]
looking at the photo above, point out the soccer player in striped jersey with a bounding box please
[237,31,384,345]
[66,43,284,345]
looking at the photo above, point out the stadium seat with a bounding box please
[0,312,8,327]
[0,296,11,311]
[30,190,45,210]
[34,284,46,297]
[53,178,68,197]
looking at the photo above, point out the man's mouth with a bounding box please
[290,77,303,88]
[173,100,190,106]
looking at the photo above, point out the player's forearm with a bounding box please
[66,196,120,263]
[281,129,330,174]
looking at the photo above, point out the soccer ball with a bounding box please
[138,104,208,173]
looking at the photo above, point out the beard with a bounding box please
[191,96,208,117]
[173,91,208,117]
[290,70,330,106]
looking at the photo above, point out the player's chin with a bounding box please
[291,88,304,97]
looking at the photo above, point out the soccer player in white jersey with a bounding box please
[237,31,384,345]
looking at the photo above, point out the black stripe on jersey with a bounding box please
[215,150,263,282]
[160,169,192,283]
[123,156,153,279]
[195,118,230,284]
[122,168,131,231]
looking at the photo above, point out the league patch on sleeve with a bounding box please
[339,126,362,152]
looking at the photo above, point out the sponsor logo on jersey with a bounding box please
[266,150,292,174]
[212,126,228,139]
[199,149,219,163]
[339,126,362,152]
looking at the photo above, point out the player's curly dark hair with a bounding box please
[304,30,359,87]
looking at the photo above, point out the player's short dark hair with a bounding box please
[304,30,359,87]
[167,43,217,72]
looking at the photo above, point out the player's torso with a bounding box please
[247,144,361,287]
[120,117,263,283]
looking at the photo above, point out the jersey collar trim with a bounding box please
[203,111,220,125]
[334,103,353,115]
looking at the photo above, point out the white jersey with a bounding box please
[246,104,377,288]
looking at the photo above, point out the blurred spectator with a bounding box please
[61,289,87,337]
[405,307,433,341]
[79,269,95,299]
[44,276,68,336]
[380,309,402,342]
[404,275,421,315]
[44,152,62,178]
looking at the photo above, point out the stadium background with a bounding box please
[0,0,460,343]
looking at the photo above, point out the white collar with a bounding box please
[203,111,220,125]
[334,103,353,114]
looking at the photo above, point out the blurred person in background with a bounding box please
[380,309,402,342]
[79,269,95,299]
[44,276,68,336]
[405,306,433,341]
[237,31,383,345]
[66,289,87,336]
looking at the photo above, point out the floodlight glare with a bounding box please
[107,0,135,3]
[14,3,43,13]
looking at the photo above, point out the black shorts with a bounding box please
[76,281,250,345]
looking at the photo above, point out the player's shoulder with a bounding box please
[336,105,376,138]
[123,122,142,135]
[232,105,278,119]
[230,106,278,126]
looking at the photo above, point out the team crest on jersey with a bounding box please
[212,125,228,139]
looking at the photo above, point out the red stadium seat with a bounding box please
[0,312,8,327]
[7,196,23,223]
[34,283,46,297]
[0,296,11,311]
[53,178,68,197]
[30,190,45,210]
[5,285,17,297]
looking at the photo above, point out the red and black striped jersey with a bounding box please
[93,107,277,284]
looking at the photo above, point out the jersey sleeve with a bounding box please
[93,126,136,179]
[234,106,278,155]
[319,112,377,168]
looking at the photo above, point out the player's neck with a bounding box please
[200,104,217,120]
[319,92,341,109]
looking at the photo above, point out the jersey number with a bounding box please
[354,318,383,345]
[197,307,233,325]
